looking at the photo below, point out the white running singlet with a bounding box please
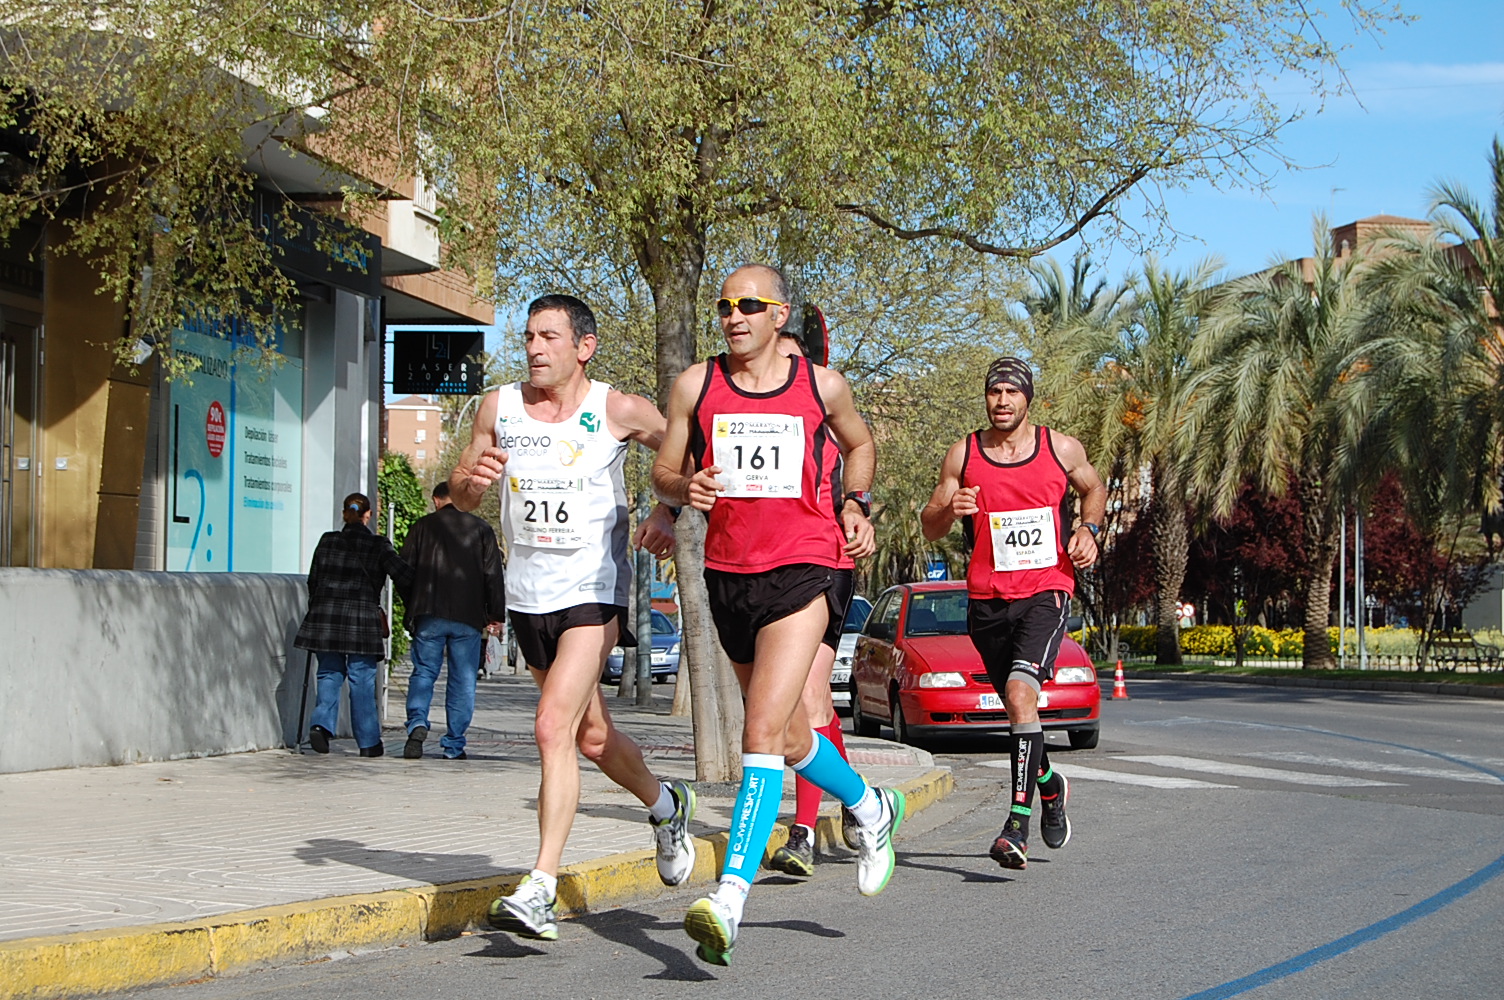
[493,379,630,613]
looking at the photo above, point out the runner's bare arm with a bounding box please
[1052,431,1107,569]
[448,390,507,512]
[651,362,724,512]
[920,440,975,542]
[605,389,667,451]
[814,366,876,557]
[606,389,676,556]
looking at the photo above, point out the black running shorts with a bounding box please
[704,563,835,665]
[966,590,1071,692]
[509,603,635,670]
[821,568,856,652]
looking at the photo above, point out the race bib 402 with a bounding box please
[988,505,1058,572]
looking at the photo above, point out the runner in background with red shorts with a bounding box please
[768,309,867,876]
[921,356,1106,870]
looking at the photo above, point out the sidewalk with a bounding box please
[0,672,953,999]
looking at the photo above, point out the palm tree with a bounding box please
[1341,138,1504,657]
[1039,257,1222,664]
[1180,217,1371,669]
[1021,253,1129,340]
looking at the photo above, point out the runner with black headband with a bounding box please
[920,356,1106,869]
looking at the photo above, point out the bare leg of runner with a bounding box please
[685,599,904,965]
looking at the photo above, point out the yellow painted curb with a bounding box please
[0,767,952,1000]
[0,923,210,1000]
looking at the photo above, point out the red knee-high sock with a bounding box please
[793,719,850,829]
[821,716,847,758]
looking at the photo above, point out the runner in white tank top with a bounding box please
[448,294,695,943]
[494,377,630,613]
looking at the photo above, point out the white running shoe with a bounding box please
[487,875,558,940]
[684,893,739,966]
[651,779,697,886]
[854,787,907,896]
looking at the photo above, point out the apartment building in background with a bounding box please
[383,395,446,471]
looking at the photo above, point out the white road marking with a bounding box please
[1243,751,1503,785]
[1116,755,1399,787]
[981,760,1233,789]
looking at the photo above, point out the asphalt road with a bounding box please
[111,679,1504,1000]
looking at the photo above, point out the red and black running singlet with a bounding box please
[962,425,1076,600]
[691,354,845,573]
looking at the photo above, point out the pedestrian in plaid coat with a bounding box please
[295,493,415,757]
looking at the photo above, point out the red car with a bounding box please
[849,581,1100,749]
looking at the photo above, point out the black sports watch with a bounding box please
[843,491,873,518]
[1079,522,1102,539]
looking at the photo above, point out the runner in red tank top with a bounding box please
[654,264,905,966]
[922,357,1105,871]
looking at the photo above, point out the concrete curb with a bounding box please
[0,768,953,1000]
[1123,669,1504,699]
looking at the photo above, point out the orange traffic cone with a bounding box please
[1111,660,1129,699]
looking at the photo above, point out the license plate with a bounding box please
[978,693,1004,709]
[831,669,850,685]
[651,652,667,665]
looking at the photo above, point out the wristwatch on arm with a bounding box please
[1079,522,1102,540]
[843,491,873,518]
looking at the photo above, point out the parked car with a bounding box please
[849,582,1100,749]
[830,594,874,712]
[603,609,681,683]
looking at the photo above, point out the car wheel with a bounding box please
[851,683,880,737]
[891,696,922,748]
[1068,727,1100,750]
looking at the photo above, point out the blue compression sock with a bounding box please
[722,753,786,885]
[790,731,868,808]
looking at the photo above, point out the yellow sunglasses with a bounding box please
[715,296,787,318]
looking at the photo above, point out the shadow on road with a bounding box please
[897,850,1016,884]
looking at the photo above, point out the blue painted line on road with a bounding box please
[1178,852,1504,1000]
[1173,711,1504,999]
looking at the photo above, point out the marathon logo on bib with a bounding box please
[712,413,805,498]
[988,506,1059,572]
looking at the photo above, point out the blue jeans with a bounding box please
[311,652,383,750]
[406,615,482,757]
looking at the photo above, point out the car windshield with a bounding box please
[842,597,873,633]
[651,610,676,635]
[903,591,969,637]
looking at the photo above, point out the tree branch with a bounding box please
[835,165,1155,258]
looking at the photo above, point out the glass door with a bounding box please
[1,312,39,566]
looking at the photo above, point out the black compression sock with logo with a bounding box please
[1007,725,1045,840]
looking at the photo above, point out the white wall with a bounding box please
[0,569,313,773]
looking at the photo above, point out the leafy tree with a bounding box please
[1181,218,1372,669]
[376,451,429,659]
[0,1,385,374]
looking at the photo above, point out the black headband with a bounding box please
[985,357,1034,402]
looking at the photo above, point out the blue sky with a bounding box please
[1064,1,1504,283]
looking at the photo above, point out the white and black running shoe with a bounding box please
[487,875,558,941]
[651,779,697,886]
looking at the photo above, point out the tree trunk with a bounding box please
[1150,467,1188,665]
[1299,480,1339,670]
[639,223,741,779]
